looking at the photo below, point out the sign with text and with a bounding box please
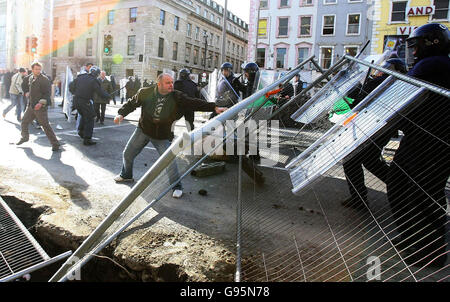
[407,6,435,16]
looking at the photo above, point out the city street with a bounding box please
[0,97,245,281]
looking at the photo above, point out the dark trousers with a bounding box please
[74,97,95,139]
[184,110,195,131]
[94,103,106,122]
[343,132,392,201]
[387,138,449,266]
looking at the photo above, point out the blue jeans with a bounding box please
[120,127,183,190]
[3,93,24,120]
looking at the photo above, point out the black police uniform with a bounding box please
[71,73,111,141]
[387,55,450,267]
[174,78,200,131]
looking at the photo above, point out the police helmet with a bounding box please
[89,65,101,77]
[406,23,450,68]
[179,68,190,80]
[220,62,233,71]
[243,62,259,74]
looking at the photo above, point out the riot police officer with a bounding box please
[71,66,111,145]
[387,23,450,267]
[174,68,200,131]
[241,62,260,99]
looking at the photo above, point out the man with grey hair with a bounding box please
[114,73,227,198]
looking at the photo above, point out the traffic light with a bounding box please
[25,37,30,53]
[31,37,38,53]
[104,34,113,55]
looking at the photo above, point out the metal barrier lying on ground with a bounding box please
[50,53,449,282]
[0,197,71,282]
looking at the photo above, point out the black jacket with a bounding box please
[174,79,200,98]
[70,73,111,101]
[118,86,216,140]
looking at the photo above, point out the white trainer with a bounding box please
[172,189,183,198]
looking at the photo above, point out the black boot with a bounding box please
[83,138,97,146]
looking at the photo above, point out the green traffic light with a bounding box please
[31,48,36,53]
[104,48,109,53]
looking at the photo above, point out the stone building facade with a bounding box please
[48,0,248,83]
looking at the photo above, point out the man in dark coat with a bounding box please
[93,71,113,124]
[174,68,200,131]
[70,66,111,145]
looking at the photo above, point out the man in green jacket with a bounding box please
[113,73,227,198]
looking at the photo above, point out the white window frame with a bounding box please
[321,14,336,36]
[389,0,410,24]
[323,0,337,5]
[319,45,334,69]
[346,13,361,35]
[344,45,359,57]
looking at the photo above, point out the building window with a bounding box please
[86,38,93,56]
[158,38,164,58]
[174,16,180,30]
[346,13,360,35]
[107,10,114,25]
[320,47,333,69]
[127,35,135,55]
[300,0,313,6]
[172,42,178,60]
[256,48,266,68]
[299,16,312,36]
[195,26,200,40]
[297,47,309,64]
[279,0,289,8]
[276,47,287,69]
[160,10,165,25]
[53,17,58,30]
[258,19,268,38]
[260,0,268,9]
[69,18,75,28]
[193,48,199,65]
[52,40,58,57]
[277,17,289,37]
[324,0,337,4]
[391,1,407,22]
[88,13,95,26]
[196,5,201,14]
[185,44,191,63]
[68,40,74,57]
[204,9,208,19]
[187,23,192,37]
[322,15,335,35]
[433,0,449,20]
[129,7,137,23]
[214,54,219,68]
[344,46,358,57]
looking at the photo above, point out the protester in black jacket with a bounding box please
[113,73,227,199]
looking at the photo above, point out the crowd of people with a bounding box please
[0,23,448,268]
